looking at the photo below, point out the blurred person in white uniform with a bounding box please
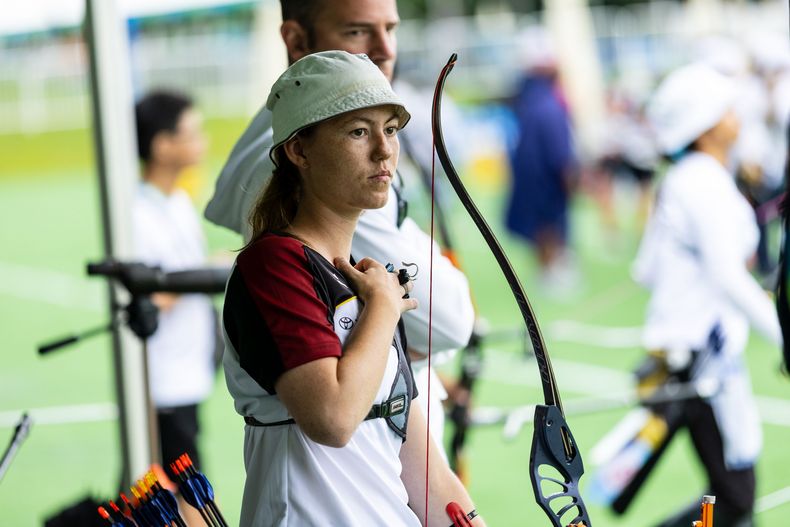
[744,32,790,275]
[133,90,218,525]
[634,63,782,527]
[743,31,790,191]
[697,33,790,274]
[591,85,658,235]
[204,0,474,455]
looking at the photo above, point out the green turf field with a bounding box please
[1,119,788,526]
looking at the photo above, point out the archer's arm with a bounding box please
[276,257,417,447]
[399,403,486,526]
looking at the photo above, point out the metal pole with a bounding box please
[83,0,151,488]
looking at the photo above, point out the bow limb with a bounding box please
[431,53,592,527]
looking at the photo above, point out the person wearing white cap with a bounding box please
[633,63,781,527]
[221,51,483,527]
[206,0,474,466]
[697,33,788,277]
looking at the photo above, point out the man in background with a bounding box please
[134,90,218,525]
[205,0,475,456]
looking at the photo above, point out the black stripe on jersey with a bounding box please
[223,266,284,394]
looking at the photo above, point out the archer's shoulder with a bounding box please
[239,233,307,273]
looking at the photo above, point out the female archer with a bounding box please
[220,51,483,526]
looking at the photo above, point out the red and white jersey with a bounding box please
[222,232,420,526]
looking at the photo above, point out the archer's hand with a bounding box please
[335,257,418,316]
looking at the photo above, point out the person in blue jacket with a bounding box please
[505,27,577,292]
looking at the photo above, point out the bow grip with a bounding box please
[530,404,591,527]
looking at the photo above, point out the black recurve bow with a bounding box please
[431,53,591,527]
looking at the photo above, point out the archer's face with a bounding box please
[294,105,402,216]
[304,0,399,81]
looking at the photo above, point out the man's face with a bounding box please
[157,108,207,169]
[302,0,399,81]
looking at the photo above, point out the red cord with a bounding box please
[425,106,437,526]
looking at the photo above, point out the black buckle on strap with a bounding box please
[366,394,407,420]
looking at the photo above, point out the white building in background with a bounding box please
[0,0,787,137]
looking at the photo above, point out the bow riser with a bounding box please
[530,405,590,527]
[431,53,592,527]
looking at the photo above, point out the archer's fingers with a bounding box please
[401,297,418,313]
[334,257,359,281]
[353,257,384,272]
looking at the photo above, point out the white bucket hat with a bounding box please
[266,50,410,166]
[647,63,737,156]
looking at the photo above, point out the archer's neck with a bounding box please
[287,199,359,262]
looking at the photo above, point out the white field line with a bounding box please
[0,260,104,311]
[756,485,790,514]
[547,320,643,348]
[479,348,790,427]
[563,279,639,321]
[0,402,117,428]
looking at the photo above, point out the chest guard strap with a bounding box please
[244,393,408,427]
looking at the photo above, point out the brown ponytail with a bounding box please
[245,127,317,247]
[246,153,302,245]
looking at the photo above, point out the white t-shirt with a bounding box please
[132,183,216,407]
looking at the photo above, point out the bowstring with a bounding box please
[424,97,437,526]
[426,57,457,525]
